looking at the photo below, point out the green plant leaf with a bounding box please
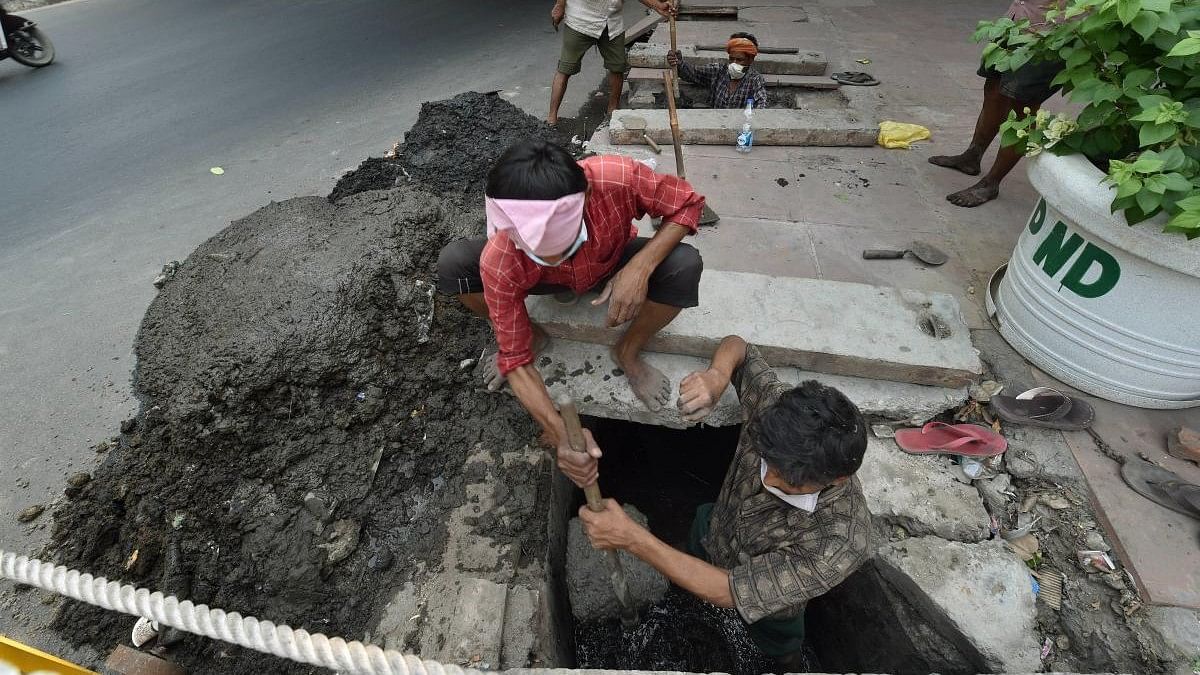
[1140,122,1179,145]
[1094,83,1125,102]
[1158,9,1181,33]
[1116,177,1144,197]
[1135,187,1163,214]
[1164,210,1200,238]
[1132,10,1161,38]
[1122,68,1157,93]
[1118,0,1142,25]
[1010,48,1033,70]
[1141,0,1170,11]
[1167,36,1200,57]
[1186,108,1200,128]
[1160,172,1195,192]
[1176,195,1200,211]
[1138,94,1173,109]
[1160,144,1187,170]
[1145,174,1169,194]
[1131,108,1161,121]
[1096,27,1122,51]
[1131,154,1166,172]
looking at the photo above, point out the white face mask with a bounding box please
[760,460,820,512]
[727,62,747,80]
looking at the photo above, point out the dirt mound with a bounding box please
[331,92,568,204]
[328,156,406,202]
[45,182,537,672]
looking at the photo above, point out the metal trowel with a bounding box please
[862,241,948,266]
[619,115,661,154]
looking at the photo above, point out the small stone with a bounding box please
[1055,636,1070,651]
[1040,494,1071,510]
[66,472,91,489]
[1103,573,1125,591]
[1007,453,1038,479]
[17,505,45,523]
[368,546,394,572]
[319,519,361,565]
[968,380,1002,402]
[1085,531,1110,552]
[775,177,789,187]
[303,492,330,522]
[871,423,895,438]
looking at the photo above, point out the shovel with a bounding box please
[862,241,948,266]
[663,70,721,226]
[619,115,661,154]
[559,397,639,628]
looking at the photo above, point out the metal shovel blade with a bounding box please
[862,241,948,266]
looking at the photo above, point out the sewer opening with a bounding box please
[629,84,845,111]
[557,417,985,675]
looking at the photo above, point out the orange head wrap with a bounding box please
[726,37,758,57]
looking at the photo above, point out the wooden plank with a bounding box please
[624,13,664,45]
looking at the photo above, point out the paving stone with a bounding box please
[500,584,541,669]
[857,438,990,542]
[609,107,876,147]
[1003,426,1084,483]
[629,42,827,75]
[437,577,508,668]
[533,339,965,428]
[527,271,982,388]
[875,536,1042,673]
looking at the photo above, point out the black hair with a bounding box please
[485,139,587,200]
[729,31,759,46]
[749,380,867,487]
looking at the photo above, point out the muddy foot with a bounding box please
[947,180,1000,208]
[481,324,551,391]
[614,349,672,412]
[929,152,982,176]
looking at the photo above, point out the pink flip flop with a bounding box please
[894,422,1008,458]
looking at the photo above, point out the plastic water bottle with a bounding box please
[736,97,754,153]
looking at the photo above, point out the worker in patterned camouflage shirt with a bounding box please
[579,334,871,669]
[667,33,769,109]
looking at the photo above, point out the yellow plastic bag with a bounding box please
[877,121,931,149]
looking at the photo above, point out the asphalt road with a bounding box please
[0,0,621,657]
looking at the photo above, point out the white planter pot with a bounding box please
[993,153,1200,409]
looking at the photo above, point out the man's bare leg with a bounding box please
[612,300,680,411]
[606,70,624,115]
[929,78,1009,176]
[548,71,571,125]
[947,99,1038,208]
[458,293,551,390]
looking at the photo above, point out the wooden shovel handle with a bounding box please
[559,398,604,511]
[662,71,686,179]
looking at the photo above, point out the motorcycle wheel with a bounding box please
[7,26,55,67]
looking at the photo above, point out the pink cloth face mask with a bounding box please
[485,192,587,261]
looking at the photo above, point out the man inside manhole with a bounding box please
[437,139,705,484]
[578,335,872,669]
[667,33,769,110]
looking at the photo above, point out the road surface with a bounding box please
[0,0,626,658]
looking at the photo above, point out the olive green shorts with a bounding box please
[558,24,627,75]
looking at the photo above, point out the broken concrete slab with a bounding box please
[566,505,669,621]
[609,107,875,147]
[501,584,541,670]
[857,438,990,542]
[628,42,827,75]
[527,271,982,388]
[876,536,1042,673]
[624,13,663,45]
[438,577,508,668]
[533,339,965,428]
[1003,425,1084,483]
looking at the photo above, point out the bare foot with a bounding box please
[481,324,551,391]
[947,179,1000,208]
[613,347,672,412]
[928,152,982,176]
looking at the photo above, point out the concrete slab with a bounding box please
[628,43,827,76]
[857,438,990,542]
[1002,425,1084,484]
[438,578,508,668]
[689,216,823,279]
[608,108,876,147]
[500,585,541,670]
[566,505,669,620]
[527,270,983,388]
[1049,375,1200,609]
[876,537,1042,673]
[533,339,966,428]
[624,13,663,45]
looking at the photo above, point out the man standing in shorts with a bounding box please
[548,0,675,126]
[929,0,1064,207]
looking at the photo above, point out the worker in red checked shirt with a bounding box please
[437,140,706,487]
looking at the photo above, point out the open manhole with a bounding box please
[548,417,986,675]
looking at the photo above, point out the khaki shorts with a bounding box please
[558,24,626,75]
